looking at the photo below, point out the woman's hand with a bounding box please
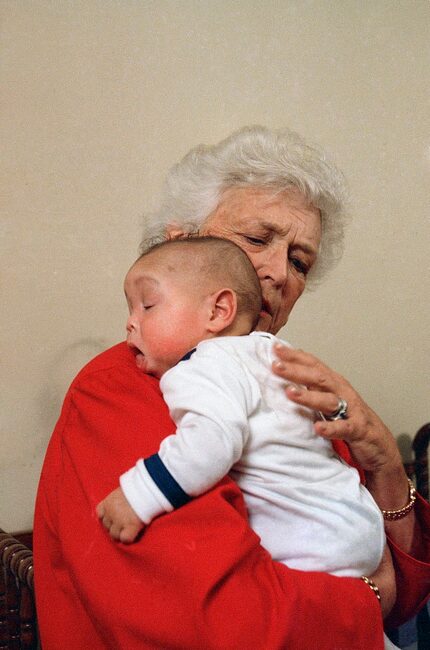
[272,344,418,553]
[272,344,401,473]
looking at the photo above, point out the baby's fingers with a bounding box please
[108,522,123,541]
[119,522,143,544]
[101,514,113,531]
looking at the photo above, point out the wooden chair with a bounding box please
[388,422,430,649]
[0,423,429,650]
[411,423,430,500]
[0,530,37,649]
[410,423,430,650]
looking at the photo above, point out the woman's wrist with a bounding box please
[381,479,416,521]
[365,464,418,552]
[360,576,381,602]
[364,459,410,511]
[368,545,396,619]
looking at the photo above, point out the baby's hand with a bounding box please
[96,487,144,544]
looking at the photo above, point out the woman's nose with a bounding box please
[261,245,288,287]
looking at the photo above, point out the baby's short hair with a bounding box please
[140,236,262,330]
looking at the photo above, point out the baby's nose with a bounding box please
[126,314,136,333]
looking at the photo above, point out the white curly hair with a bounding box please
[143,125,349,286]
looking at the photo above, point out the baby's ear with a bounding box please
[207,288,237,333]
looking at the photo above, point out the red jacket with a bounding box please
[34,342,430,649]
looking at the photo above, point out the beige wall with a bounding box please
[2,0,429,531]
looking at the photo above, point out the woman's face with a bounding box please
[200,187,321,334]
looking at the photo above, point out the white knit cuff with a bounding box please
[120,459,174,524]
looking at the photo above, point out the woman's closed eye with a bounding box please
[243,234,267,246]
[290,256,309,275]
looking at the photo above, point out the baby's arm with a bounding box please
[98,343,260,542]
[155,344,261,496]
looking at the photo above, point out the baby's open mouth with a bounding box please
[127,343,146,369]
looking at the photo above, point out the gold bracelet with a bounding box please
[381,478,417,521]
[360,576,381,602]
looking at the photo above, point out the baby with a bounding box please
[97,236,386,584]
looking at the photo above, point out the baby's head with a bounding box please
[124,236,262,377]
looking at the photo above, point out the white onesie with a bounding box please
[121,332,385,579]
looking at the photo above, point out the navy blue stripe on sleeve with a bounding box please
[179,348,196,362]
[144,453,192,509]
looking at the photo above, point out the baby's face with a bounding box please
[124,254,211,377]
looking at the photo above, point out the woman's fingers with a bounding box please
[273,344,344,393]
[273,353,354,423]
[286,384,363,443]
[273,343,316,367]
[272,342,402,473]
[273,344,362,425]
[285,384,347,419]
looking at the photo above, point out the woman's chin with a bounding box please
[255,311,273,333]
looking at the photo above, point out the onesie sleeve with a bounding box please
[120,343,261,523]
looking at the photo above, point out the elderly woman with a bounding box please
[34,126,430,650]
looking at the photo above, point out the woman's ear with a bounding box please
[165,225,187,240]
[206,288,237,334]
